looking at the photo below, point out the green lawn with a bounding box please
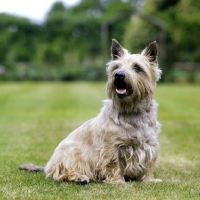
[0,82,200,200]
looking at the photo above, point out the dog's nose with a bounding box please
[115,71,125,80]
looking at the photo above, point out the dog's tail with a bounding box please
[18,163,44,172]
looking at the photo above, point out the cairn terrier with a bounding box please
[19,39,162,185]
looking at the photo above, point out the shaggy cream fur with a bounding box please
[19,39,162,185]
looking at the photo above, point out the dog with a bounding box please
[19,39,162,185]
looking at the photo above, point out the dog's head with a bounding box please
[106,39,161,113]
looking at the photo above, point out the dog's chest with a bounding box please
[118,121,158,175]
[117,111,159,167]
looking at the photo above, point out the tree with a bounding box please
[0,0,135,80]
[0,14,40,66]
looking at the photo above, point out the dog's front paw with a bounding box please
[144,178,162,183]
[104,179,126,185]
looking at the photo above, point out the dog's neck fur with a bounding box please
[103,97,157,127]
[112,95,153,114]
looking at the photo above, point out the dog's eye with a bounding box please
[133,64,142,73]
[113,65,119,70]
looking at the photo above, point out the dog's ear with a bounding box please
[111,39,124,60]
[141,41,158,63]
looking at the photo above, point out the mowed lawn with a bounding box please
[0,82,200,200]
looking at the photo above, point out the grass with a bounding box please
[0,82,200,200]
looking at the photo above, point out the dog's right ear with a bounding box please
[111,39,124,60]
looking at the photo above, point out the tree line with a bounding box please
[0,0,200,82]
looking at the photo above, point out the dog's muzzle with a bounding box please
[114,71,132,99]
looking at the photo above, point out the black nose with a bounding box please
[115,71,125,80]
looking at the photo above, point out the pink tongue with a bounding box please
[116,89,126,94]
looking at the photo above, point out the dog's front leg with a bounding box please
[141,158,162,183]
[104,165,126,185]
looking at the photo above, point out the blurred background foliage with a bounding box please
[0,0,200,82]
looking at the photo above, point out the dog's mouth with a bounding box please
[114,80,132,99]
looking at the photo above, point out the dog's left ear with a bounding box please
[111,39,124,60]
[141,41,158,63]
